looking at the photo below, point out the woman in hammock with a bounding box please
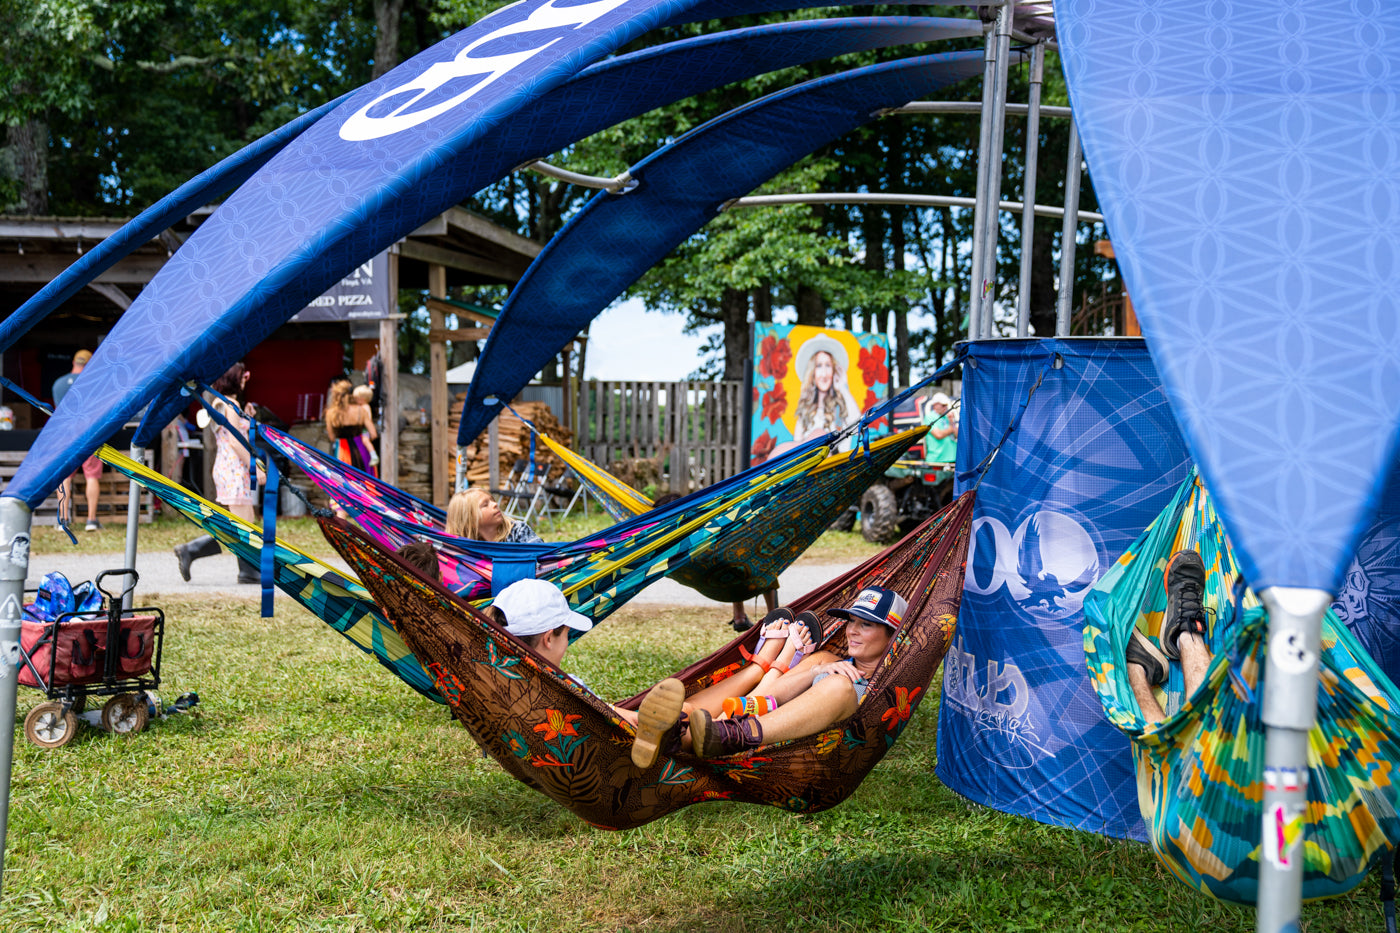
[445,487,544,544]
[1125,550,1212,722]
[633,585,907,760]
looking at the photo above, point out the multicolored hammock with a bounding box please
[319,491,974,830]
[532,429,928,602]
[1084,472,1400,903]
[261,424,924,605]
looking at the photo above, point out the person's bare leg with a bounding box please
[683,664,769,714]
[1177,632,1211,701]
[1128,664,1168,725]
[84,475,100,524]
[732,601,749,628]
[724,673,858,748]
[763,589,778,613]
[59,476,73,524]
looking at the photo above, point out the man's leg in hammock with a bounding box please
[1126,629,1170,725]
[1178,631,1210,701]
[1128,664,1168,725]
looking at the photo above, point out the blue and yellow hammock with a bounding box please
[261,424,925,604]
[97,438,844,700]
[531,430,924,602]
[1084,471,1400,903]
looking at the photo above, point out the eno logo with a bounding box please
[965,510,1101,621]
[340,0,635,142]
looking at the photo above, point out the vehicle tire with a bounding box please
[101,693,149,735]
[827,505,857,532]
[859,484,900,543]
[25,702,80,749]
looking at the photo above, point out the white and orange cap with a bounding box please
[827,585,907,631]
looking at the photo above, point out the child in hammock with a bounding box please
[630,585,906,760]
[1123,550,1213,724]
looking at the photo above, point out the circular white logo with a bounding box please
[966,510,1101,621]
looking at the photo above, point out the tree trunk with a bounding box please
[372,0,408,80]
[720,288,750,381]
[1029,223,1058,337]
[8,119,48,215]
[891,206,909,388]
[794,284,825,327]
[752,284,771,323]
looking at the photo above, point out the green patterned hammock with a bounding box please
[1084,471,1400,904]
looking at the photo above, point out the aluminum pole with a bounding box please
[1256,586,1329,933]
[0,496,33,895]
[1016,42,1046,337]
[122,445,143,610]
[978,0,1017,338]
[967,17,1001,341]
[1055,119,1084,336]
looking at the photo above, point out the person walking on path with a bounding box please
[173,362,264,584]
[51,349,104,531]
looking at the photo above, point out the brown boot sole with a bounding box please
[631,678,685,769]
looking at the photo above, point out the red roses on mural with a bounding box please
[863,389,888,431]
[858,344,888,387]
[758,334,792,379]
[750,431,776,464]
[761,383,787,423]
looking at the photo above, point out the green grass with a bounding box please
[4,597,1381,931]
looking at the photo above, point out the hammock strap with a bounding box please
[190,381,283,616]
[842,350,968,466]
[2,380,78,543]
[958,351,1059,489]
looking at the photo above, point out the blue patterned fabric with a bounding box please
[3,7,981,503]
[934,338,1193,841]
[1057,1,1400,593]
[456,45,985,443]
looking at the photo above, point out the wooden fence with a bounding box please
[572,380,744,492]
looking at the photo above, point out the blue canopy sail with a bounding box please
[3,5,979,505]
[457,48,987,444]
[1057,1,1400,593]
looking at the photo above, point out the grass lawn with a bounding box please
[3,596,1380,931]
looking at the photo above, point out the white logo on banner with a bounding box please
[965,510,1101,621]
[944,636,1052,768]
[340,0,634,142]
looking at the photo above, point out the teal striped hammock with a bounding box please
[1084,471,1400,903]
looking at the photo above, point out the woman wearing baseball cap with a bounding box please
[633,584,908,760]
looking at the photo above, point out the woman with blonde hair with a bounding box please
[445,487,543,544]
[790,335,860,443]
[324,376,378,476]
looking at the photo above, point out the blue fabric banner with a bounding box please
[1334,464,1400,690]
[935,339,1193,841]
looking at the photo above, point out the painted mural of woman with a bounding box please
[790,334,861,444]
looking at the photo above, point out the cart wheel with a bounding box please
[101,693,149,735]
[24,702,80,749]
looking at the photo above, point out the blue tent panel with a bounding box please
[1057,0,1400,593]
[458,48,987,444]
[3,3,976,502]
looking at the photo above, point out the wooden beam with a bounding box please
[86,282,132,310]
[0,252,165,283]
[0,219,130,239]
[398,239,525,281]
[380,250,400,485]
[444,206,542,259]
[428,263,449,508]
[426,297,496,328]
[427,326,490,343]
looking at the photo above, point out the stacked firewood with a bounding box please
[397,421,433,502]
[451,398,573,488]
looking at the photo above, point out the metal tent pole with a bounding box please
[1016,41,1046,338]
[1055,119,1083,336]
[122,445,143,610]
[967,15,1001,341]
[1256,587,1329,933]
[0,497,33,894]
[977,0,1017,339]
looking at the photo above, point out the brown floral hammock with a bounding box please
[318,491,974,830]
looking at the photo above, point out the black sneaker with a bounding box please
[1162,550,1207,660]
[1126,629,1169,687]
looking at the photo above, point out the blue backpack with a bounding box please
[25,572,103,622]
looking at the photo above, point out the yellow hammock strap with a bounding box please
[93,444,359,582]
[533,432,653,516]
